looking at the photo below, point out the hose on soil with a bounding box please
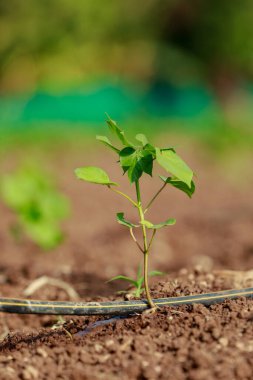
[0,288,252,315]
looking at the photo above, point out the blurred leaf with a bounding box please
[159,176,195,198]
[135,134,148,146]
[156,148,193,187]
[0,166,69,250]
[1,170,46,211]
[75,166,118,186]
[134,287,144,297]
[116,212,139,228]
[23,220,63,250]
[96,135,120,153]
[148,270,164,277]
[39,193,70,221]
[107,275,137,287]
[137,264,142,280]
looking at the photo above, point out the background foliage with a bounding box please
[1,0,253,94]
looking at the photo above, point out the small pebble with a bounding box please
[219,337,228,347]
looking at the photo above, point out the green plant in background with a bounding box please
[75,115,195,310]
[1,166,69,250]
[108,265,164,298]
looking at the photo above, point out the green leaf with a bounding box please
[107,275,137,287]
[96,136,120,153]
[137,264,142,281]
[119,147,153,183]
[127,160,143,183]
[144,143,156,158]
[152,219,176,229]
[136,276,144,288]
[0,166,69,250]
[75,167,118,186]
[161,147,176,153]
[139,220,154,228]
[119,147,137,168]
[139,151,153,176]
[140,218,176,229]
[116,212,139,228]
[160,176,195,198]
[106,114,133,147]
[148,270,164,277]
[135,134,148,146]
[23,220,63,250]
[38,193,70,222]
[156,148,193,187]
[134,287,144,298]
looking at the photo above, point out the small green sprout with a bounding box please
[1,165,69,250]
[75,115,195,310]
[108,265,164,298]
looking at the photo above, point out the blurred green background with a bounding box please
[0,0,253,188]
[0,0,253,133]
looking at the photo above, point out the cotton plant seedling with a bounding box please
[75,115,195,310]
[1,165,69,250]
[108,265,164,298]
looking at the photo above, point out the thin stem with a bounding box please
[109,187,138,207]
[144,183,167,214]
[135,180,156,309]
[135,181,148,251]
[130,228,144,253]
[144,252,155,308]
[148,229,156,251]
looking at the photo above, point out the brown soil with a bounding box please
[0,138,253,379]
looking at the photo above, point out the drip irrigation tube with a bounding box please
[0,288,252,315]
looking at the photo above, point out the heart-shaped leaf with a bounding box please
[139,151,153,176]
[156,148,193,187]
[160,176,195,198]
[96,136,120,153]
[75,167,118,186]
[119,147,137,168]
[117,212,139,228]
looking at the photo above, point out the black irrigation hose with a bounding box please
[0,288,252,316]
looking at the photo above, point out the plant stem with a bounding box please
[143,252,154,307]
[148,229,156,251]
[144,183,167,214]
[109,187,138,207]
[130,228,144,253]
[135,180,156,309]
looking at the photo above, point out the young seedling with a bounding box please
[1,165,69,250]
[108,265,164,298]
[75,115,195,310]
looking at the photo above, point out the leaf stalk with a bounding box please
[144,182,167,214]
[108,186,138,207]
